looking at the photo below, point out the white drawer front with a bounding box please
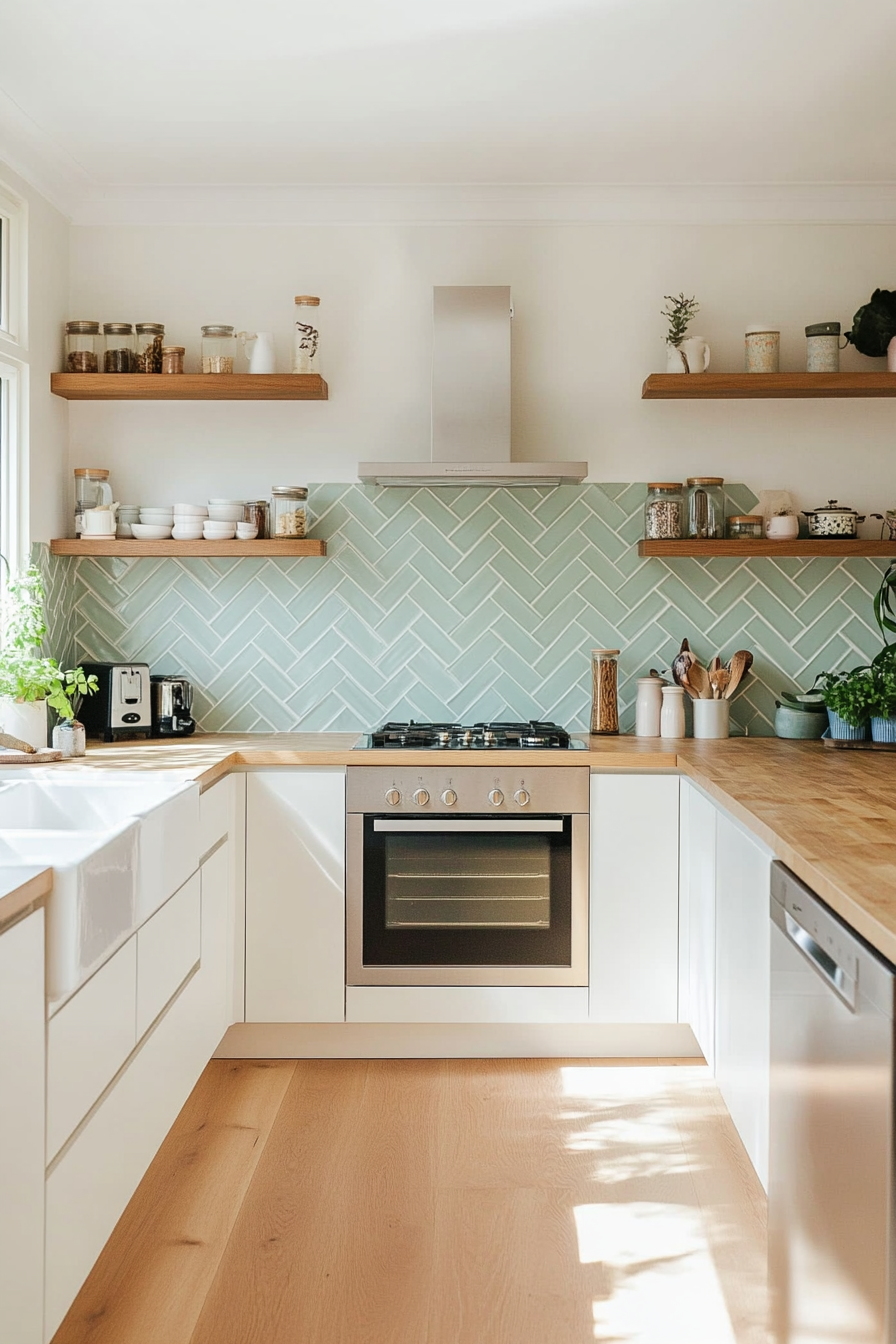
[136,873,201,1038]
[47,937,137,1162]
[198,776,233,858]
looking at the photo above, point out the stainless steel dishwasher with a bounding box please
[770,860,896,1343]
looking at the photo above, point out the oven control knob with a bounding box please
[413,788,430,806]
[441,789,457,807]
[514,789,530,807]
[488,788,504,806]
[385,788,401,807]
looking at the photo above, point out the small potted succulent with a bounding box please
[765,507,800,541]
[814,666,876,740]
[0,564,97,750]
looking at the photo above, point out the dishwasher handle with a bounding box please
[782,907,857,1012]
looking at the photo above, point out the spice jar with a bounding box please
[200,325,236,374]
[64,320,100,373]
[805,322,840,374]
[244,500,270,539]
[134,322,165,373]
[645,483,683,540]
[727,514,764,540]
[293,296,320,374]
[103,322,135,373]
[161,345,185,375]
[271,486,308,538]
[590,649,619,735]
[744,325,780,374]
[686,477,725,539]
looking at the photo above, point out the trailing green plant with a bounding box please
[874,559,896,644]
[871,662,896,719]
[661,293,699,347]
[813,666,877,727]
[0,564,97,721]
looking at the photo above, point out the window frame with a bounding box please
[0,180,28,350]
[0,355,28,570]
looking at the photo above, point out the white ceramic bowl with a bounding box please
[139,511,175,523]
[235,526,259,541]
[207,504,244,523]
[172,503,208,516]
[116,523,134,538]
[131,523,173,540]
[118,505,140,517]
[171,525,204,541]
[208,498,245,505]
[203,525,236,540]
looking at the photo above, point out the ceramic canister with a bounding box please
[634,678,663,737]
[745,324,780,374]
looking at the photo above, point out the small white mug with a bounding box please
[81,508,116,535]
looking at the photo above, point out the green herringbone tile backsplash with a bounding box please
[42,484,889,736]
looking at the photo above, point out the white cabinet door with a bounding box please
[199,840,235,1048]
[0,908,45,1344]
[715,809,773,1191]
[589,774,679,1023]
[246,770,346,1023]
[679,781,717,1069]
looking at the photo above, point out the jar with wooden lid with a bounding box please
[645,483,683,540]
[161,346,185,375]
[73,467,112,536]
[200,325,236,374]
[135,322,165,373]
[727,514,764,540]
[590,649,619,735]
[103,322,135,373]
[271,486,308,538]
[293,296,320,374]
[686,477,725,539]
[64,320,100,373]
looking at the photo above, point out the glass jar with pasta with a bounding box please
[590,648,620,735]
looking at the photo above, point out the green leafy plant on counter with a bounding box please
[661,293,699,348]
[0,564,97,720]
[813,666,877,728]
[874,559,896,643]
[871,661,896,719]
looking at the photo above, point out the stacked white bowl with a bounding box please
[116,505,140,538]
[172,503,208,541]
[236,522,258,541]
[204,499,244,541]
[134,505,174,540]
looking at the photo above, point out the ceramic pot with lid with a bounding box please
[801,500,866,538]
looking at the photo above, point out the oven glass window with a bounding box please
[384,833,550,929]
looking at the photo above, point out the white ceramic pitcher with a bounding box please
[667,336,711,374]
[238,331,276,374]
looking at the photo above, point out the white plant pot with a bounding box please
[765,515,800,540]
[0,697,48,750]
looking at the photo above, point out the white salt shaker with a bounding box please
[660,685,686,739]
[634,678,663,737]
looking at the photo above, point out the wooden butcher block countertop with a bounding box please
[33,732,896,963]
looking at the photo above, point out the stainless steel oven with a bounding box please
[346,766,589,986]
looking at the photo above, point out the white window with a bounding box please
[0,356,27,567]
[0,182,27,349]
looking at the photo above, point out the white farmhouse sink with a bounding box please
[0,774,200,922]
[0,823,138,999]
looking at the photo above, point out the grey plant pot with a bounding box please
[774,704,827,740]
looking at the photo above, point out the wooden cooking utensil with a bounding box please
[679,668,700,700]
[710,667,730,699]
[686,661,712,699]
[709,655,722,674]
[724,650,752,699]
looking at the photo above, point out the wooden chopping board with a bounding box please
[0,748,63,764]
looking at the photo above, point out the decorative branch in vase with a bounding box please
[661,293,709,374]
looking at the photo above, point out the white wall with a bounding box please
[68,219,896,520]
[0,158,69,549]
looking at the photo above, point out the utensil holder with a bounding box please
[692,698,730,740]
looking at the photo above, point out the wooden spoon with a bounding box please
[709,667,730,699]
[685,661,712,699]
[724,650,752,699]
[709,655,722,674]
[678,668,700,700]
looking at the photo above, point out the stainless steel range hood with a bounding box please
[359,286,587,488]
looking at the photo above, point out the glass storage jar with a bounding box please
[200,325,236,374]
[74,467,112,536]
[271,486,308,538]
[644,483,683,540]
[590,649,619,735]
[103,322,135,373]
[686,477,725,539]
[727,514,764,540]
[161,345,184,374]
[244,500,270,539]
[64,320,100,373]
[293,296,320,374]
[134,322,165,373]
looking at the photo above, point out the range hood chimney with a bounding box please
[358,286,587,487]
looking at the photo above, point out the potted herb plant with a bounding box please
[814,666,876,740]
[869,647,896,742]
[661,293,706,373]
[0,564,97,750]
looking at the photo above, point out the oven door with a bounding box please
[346,813,588,986]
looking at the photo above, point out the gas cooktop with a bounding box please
[363,720,583,750]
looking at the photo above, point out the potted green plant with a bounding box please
[814,666,876,739]
[870,647,896,742]
[661,293,706,373]
[0,564,97,750]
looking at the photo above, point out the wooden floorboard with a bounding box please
[51,1060,296,1344]
[54,1059,769,1344]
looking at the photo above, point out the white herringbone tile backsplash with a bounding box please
[43,484,889,736]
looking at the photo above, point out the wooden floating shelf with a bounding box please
[50,539,327,558]
[50,373,328,401]
[641,372,896,400]
[639,539,896,558]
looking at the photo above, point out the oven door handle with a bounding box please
[372,819,565,833]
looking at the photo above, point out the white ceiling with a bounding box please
[2,0,895,212]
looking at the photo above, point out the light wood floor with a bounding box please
[52,1058,769,1344]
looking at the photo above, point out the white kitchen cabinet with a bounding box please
[714,807,773,1191]
[246,770,346,1023]
[0,907,45,1344]
[678,780,717,1069]
[136,873,201,1038]
[589,774,680,1023]
[199,774,247,1022]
